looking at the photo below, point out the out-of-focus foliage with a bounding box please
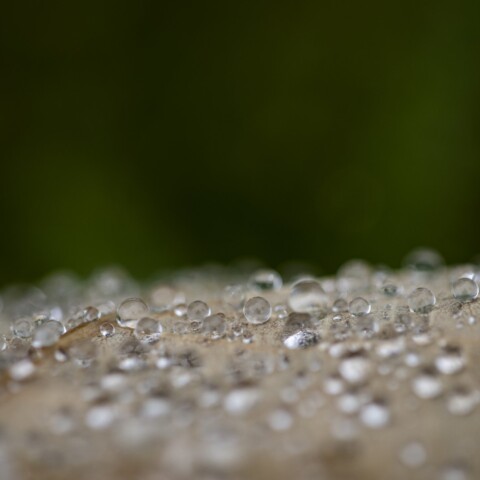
[1,0,479,285]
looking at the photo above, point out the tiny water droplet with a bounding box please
[243,297,272,325]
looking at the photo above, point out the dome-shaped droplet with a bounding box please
[404,248,444,272]
[451,278,478,302]
[11,317,34,339]
[349,297,371,317]
[117,298,149,329]
[359,400,390,429]
[202,314,226,339]
[187,300,211,321]
[99,322,115,337]
[288,280,328,314]
[248,269,282,291]
[134,317,163,343]
[32,320,63,348]
[222,285,246,310]
[408,287,436,314]
[243,297,272,325]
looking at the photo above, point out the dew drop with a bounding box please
[359,400,390,429]
[435,347,465,375]
[0,334,7,351]
[222,285,246,310]
[99,322,115,337]
[202,314,227,339]
[408,287,436,314]
[399,441,427,468]
[349,297,371,317]
[9,359,36,381]
[249,269,282,291]
[446,388,478,416]
[339,352,371,384]
[288,280,328,314]
[32,322,61,348]
[412,371,443,399]
[187,300,211,321]
[134,317,163,343]
[11,317,34,339]
[451,278,479,302]
[117,298,149,329]
[243,297,272,325]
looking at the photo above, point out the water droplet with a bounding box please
[187,300,211,321]
[349,297,371,317]
[11,317,34,339]
[435,347,465,375]
[404,248,444,272]
[99,322,115,337]
[446,388,478,416]
[69,339,97,368]
[408,287,436,314]
[451,278,478,302]
[224,388,259,415]
[249,269,282,291]
[283,330,318,349]
[243,297,272,325]
[202,314,227,339]
[440,463,471,480]
[32,321,61,348]
[173,303,187,317]
[288,280,328,314]
[359,400,390,429]
[149,285,185,311]
[399,441,427,468]
[222,285,246,310]
[134,317,163,343]
[339,352,371,384]
[85,405,116,430]
[382,283,399,296]
[83,306,100,322]
[412,370,443,399]
[332,298,348,313]
[268,409,293,431]
[9,359,36,381]
[117,298,149,329]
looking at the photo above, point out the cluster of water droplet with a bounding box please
[0,249,479,479]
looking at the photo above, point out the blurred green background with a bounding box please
[1,0,479,286]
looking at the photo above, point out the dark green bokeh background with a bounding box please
[1,1,479,286]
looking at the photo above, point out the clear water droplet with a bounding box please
[243,297,272,325]
[222,285,246,310]
[399,441,427,468]
[435,347,465,375]
[412,371,443,399]
[99,322,115,337]
[288,280,328,314]
[134,317,163,343]
[451,277,478,302]
[249,269,282,291]
[32,321,61,348]
[202,314,227,339]
[339,352,371,384]
[408,287,436,314]
[349,297,371,317]
[359,400,390,429]
[117,298,149,329]
[11,317,34,339]
[187,300,211,321]
[446,388,478,416]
